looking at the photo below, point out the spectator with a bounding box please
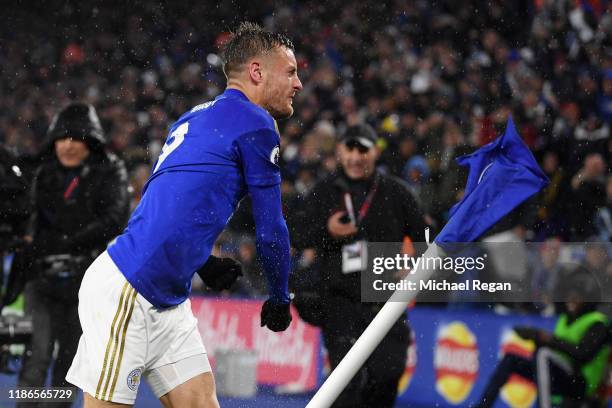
[594,175,612,241]
[14,103,129,406]
[599,69,612,123]
[569,153,607,240]
[534,150,571,240]
[530,237,564,314]
[290,124,427,408]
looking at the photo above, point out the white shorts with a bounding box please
[66,251,211,404]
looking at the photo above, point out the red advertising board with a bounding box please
[190,297,321,390]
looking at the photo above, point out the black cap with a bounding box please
[341,124,377,149]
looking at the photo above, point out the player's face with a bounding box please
[261,46,302,120]
[55,137,90,168]
[338,142,379,180]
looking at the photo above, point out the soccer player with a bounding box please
[66,22,303,408]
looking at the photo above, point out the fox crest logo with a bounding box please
[270,145,280,166]
[127,368,142,391]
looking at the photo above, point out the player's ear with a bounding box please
[248,60,264,84]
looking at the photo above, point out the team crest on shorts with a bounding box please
[127,368,142,391]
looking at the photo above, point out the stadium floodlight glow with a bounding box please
[306,117,549,407]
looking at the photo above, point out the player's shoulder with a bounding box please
[171,92,280,146]
[215,90,276,132]
[185,93,276,135]
[230,98,277,134]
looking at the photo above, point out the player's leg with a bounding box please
[151,355,219,408]
[83,393,131,407]
[66,252,147,406]
[141,298,215,408]
[159,372,218,408]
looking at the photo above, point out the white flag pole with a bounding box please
[306,243,443,408]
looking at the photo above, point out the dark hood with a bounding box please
[44,103,106,152]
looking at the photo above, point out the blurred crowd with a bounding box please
[2,0,612,307]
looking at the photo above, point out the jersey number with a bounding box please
[153,122,189,173]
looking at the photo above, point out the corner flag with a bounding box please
[436,116,549,243]
[306,117,549,408]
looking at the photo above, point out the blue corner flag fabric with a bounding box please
[435,117,549,244]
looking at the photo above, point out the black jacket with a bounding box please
[3,150,130,307]
[28,152,129,258]
[290,169,428,302]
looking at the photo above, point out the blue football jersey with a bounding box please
[108,89,287,308]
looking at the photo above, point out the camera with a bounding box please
[38,254,89,279]
[0,314,32,345]
[0,314,33,374]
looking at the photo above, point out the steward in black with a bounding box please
[290,124,427,408]
[292,169,427,301]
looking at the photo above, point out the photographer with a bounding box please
[16,103,129,406]
[290,124,428,408]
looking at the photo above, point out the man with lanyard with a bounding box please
[290,124,428,408]
[67,22,302,408]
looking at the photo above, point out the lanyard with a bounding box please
[343,177,379,226]
[63,176,80,200]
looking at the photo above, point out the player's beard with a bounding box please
[262,85,293,120]
[268,104,293,120]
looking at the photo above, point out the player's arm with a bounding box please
[235,128,292,332]
[250,183,294,331]
[250,183,291,304]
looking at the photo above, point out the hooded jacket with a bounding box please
[29,103,129,256]
[45,103,106,150]
[3,104,130,305]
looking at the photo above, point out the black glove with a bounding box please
[260,299,292,332]
[196,255,242,291]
